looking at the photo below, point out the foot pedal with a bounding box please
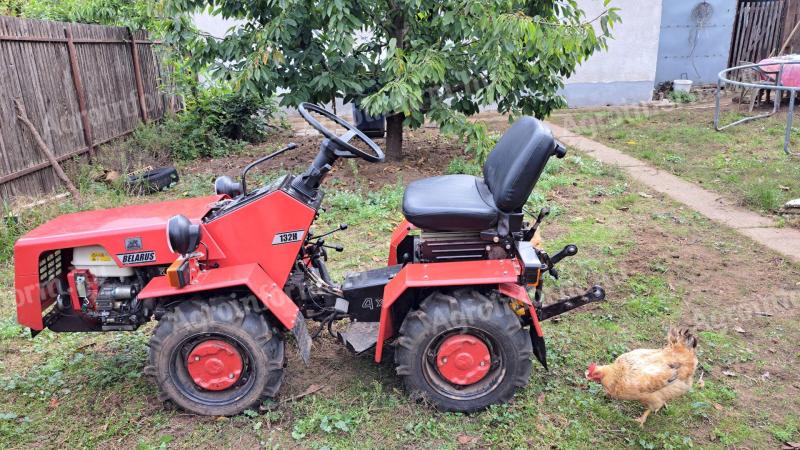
[338,321,379,354]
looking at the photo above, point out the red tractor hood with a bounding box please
[15,195,225,273]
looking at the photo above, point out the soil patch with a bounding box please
[186,126,466,191]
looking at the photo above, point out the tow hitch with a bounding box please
[529,285,605,370]
[539,285,606,321]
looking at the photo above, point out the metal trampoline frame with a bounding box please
[714,60,800,157]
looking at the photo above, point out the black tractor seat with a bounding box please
[402,117,564,233]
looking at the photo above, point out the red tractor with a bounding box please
[14,104,604,415]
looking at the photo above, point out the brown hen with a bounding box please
[585,328,699,426]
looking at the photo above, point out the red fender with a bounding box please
[375,258,522,362]
[498,282,543,337]
[138,263,299,330]
[387,219,416,266]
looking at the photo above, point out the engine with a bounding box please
[64,246,144,330]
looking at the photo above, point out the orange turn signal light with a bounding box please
[167,258,191,288]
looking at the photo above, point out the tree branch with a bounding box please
[14,99,81,202]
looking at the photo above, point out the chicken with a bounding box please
[585,328,699,426]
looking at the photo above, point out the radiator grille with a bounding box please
[38,249,63,284]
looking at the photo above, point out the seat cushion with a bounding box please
[402,175,498,232]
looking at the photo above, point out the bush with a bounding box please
[668,90,697,104]
[168,87,282,160]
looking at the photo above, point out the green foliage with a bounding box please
[168,87,283,160]
[123,87,283,161]
[744,181,782,212]
[0,0,24,15]
[9,0,168,31]
[165,0,619,158]
[445,157,481,176]
[668,90,697,104]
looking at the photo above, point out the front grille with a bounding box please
[38,250,63,284]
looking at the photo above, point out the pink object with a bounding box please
[758,56,800,87]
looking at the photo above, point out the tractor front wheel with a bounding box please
[394,289,533,412]
[146,298,285,416]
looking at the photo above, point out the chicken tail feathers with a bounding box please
[667,328,698,352]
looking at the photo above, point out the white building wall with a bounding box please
[562,0,663,107]
[192,11,243,39]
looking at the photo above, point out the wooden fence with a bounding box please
[0,16,179,201]
[729,0,786,68]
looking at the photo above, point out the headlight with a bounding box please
[214,175,243,198]
[166,215,202,255]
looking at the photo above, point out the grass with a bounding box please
[0,137,798,448]
[551,107,800,219]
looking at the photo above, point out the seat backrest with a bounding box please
[483,117,557,212]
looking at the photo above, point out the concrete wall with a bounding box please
[655,0,736,85]
[562,0,663,107]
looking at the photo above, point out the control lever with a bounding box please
[545,244,577,280]
[323,244,344,252]
[524,207,550,241]
[550,244,577,266]
[312,223,348,240]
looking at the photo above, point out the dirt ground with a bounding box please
[186,125,465,192]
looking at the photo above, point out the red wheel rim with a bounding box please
[436,334,491,385]
[186,339,243,391]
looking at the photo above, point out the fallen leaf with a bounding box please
[48,397,59,409]
[722,370,738,377]
[457,435,478,445]
[782,443,800,450]
[713,403,723,411]
[761,372,771,381]
[638,192,653,198]
[537,392,546,404]
[734,326,746,334]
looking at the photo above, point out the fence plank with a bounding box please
[65,26,96,161]
[0,16,178,201]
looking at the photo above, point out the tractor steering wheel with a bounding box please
[298,103,385,163]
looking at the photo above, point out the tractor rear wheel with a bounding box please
[146,298,284,416]
[394,289,532,412]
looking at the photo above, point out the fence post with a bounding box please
[64,26,96,162]
[128,28,149,123]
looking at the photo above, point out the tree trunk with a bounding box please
[385,113,404,160]
[385,4,406,161]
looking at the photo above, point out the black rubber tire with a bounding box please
[127,167,179,194]
[394,289,532,412]
[145,298,284,416]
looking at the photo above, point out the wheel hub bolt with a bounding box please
[195,356,200,361]
[480,361,486,367]
[229,373,235,379]
[442,357,448,364]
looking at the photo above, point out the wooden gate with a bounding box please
[729,0,786,66]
